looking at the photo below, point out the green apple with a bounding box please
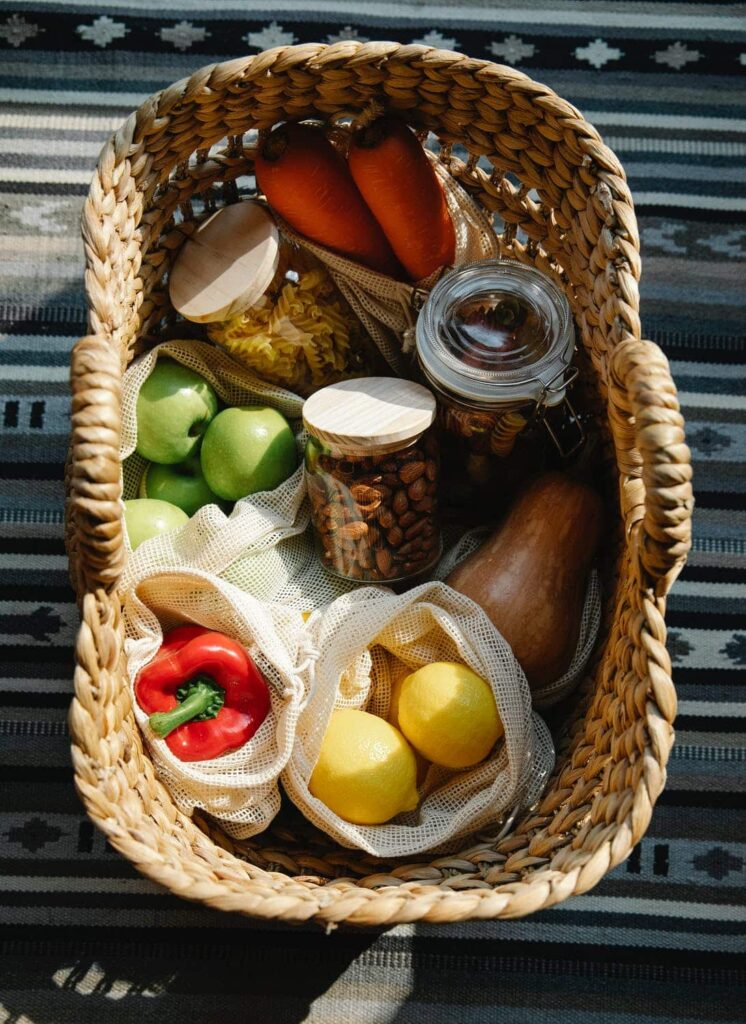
[124,498,189,550]
[200,406,297,501]
[138,456,228,516]
[136,358,219,464]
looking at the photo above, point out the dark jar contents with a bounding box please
[416,258,580,462]
[302,378,442,584]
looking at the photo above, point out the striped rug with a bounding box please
[1,0,744,1020]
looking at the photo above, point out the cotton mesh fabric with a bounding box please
[119,241,595,850]
[435,526,602,708]
[120,339,310,594]
[123,568,308,839]
[281,582,555,857]
[276,155,500,375]
[123,536,596,845]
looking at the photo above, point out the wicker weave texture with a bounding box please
[66,43,693,926]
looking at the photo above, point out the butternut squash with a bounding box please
[446,472,603,692]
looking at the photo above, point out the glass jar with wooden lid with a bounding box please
[169,200,374,397]
[303,377,441,583]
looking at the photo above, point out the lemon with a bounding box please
[389,674,431,784]
[397,662,503,769]
[309,709,419,825]
[388,672,406,732]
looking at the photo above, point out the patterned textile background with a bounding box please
[0,0,744,1020]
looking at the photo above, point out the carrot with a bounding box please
[348,117,456,282]
[255,122,402,278]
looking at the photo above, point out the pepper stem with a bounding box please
[148,677,225,738]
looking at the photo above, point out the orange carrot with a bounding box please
[348,117,456,282]
[255,122,402,278]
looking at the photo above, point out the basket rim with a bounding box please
[66,42,693,927]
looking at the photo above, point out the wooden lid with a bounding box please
[302,377,436,455]
[169,201,280,323]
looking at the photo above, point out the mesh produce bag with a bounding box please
[120,339,311,594]
[436,527,602,709]
[121,338,362,608]
[282,581,555,857]
[278,155,500,376]
[123,567,309,839]
[220,529,358,610]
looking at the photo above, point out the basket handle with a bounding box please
[66,332,693,597]
[608,338,693,593]
[67,335,125,595]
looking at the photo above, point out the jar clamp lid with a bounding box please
[302,377,436,457]
[169,200,280,323]
[416,258,584,455]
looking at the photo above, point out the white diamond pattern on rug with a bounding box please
[489,35,536,64]
[8,200,69,236]
[160,21,210,52]
[412,29,459,50]
[575,38,624,68]
[703,228,746,258]
[654,42,702,70]
[327,26,369,44]
[642,223,688,255]
[246,22,297,50]
[76,15,128,48]
[0,13,42,47]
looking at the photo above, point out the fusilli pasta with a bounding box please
[209,268,371,397]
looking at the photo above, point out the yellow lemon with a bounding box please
[389,673,431,785]
[388,672,406,731]
[397,662,503,769]
[309,708,419,825]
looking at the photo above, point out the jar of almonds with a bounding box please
[303,378,441,583]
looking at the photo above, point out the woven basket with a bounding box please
[66,43,693,926]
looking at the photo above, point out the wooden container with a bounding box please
[67,43,693,926]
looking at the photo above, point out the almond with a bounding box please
[405,518,428,541]
[375,548,393,575]
[367,525,382,547]
[338,521,369,541]
[412,496,434,513]
[357,545,374,570]
[386,526,403,547]
[407,477,428,502]
[393,490,409,516]
[399,460,426,484]
[350,484,381,508]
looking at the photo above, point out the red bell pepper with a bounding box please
[135,627,270,762]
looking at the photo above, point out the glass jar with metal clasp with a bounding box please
[414,258,585,468]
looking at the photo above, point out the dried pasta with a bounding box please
[209,268,371,397]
